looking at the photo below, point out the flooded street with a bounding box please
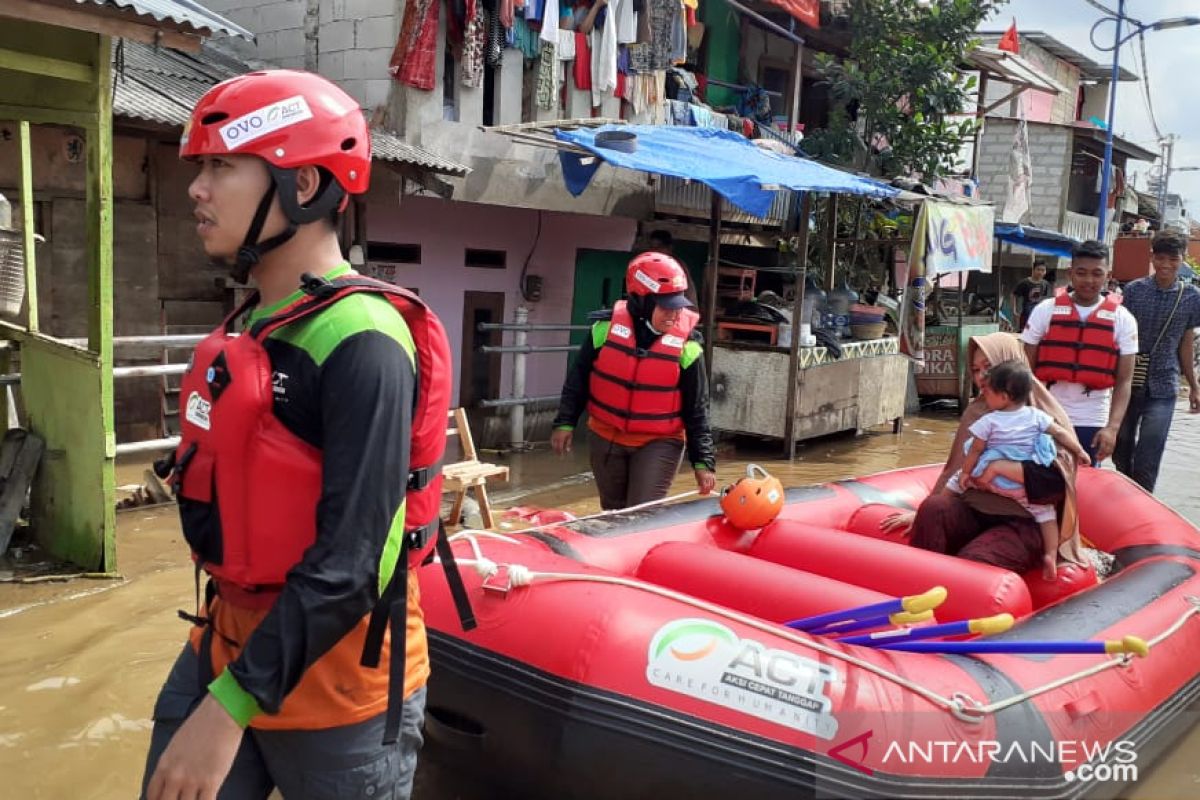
[1,405,1198,798]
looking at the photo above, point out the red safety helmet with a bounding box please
[626,252,690,297]
[181,70,371,278]
[720,464,784,531]
[181,69,370,196]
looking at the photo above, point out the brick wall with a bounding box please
[975,117,1072,231]
[205,0,399,108]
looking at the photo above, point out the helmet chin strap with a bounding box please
[228,180,296,284]
[226,165,346,285]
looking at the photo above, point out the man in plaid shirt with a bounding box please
[1114,230,1200,492]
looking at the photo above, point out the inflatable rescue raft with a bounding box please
[415,465,1200,799]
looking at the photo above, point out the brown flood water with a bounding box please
[1,406,1198,798]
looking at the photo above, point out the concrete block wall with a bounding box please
[205,0,399,108]
[975,117,1072,232]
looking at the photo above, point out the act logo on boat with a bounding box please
[646,618,839,740]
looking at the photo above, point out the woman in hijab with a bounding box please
[882,332,1086,573]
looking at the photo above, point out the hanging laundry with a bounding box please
[590,0,621,106]
[509,16,543,58]
[537,42,558,109]
[389,0,440,90]
[557,25,576,60]
[646,0,678,70]
[501,0,515,27]
[448,0,470,45]
[617,0,638,44]
[669,0,687,63]
[462,7,487,88]
[573,30,592,90]
[666,98,689,125]
[486,6,505,66]
[540,0,560,45]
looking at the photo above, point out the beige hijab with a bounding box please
[933,331,1084,564]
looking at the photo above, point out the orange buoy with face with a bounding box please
[719,464,784,530]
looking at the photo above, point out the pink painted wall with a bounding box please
[1023,89,1055,124]
[367,196,637,405]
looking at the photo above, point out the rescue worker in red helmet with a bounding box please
[551,252,717,509]
[141,70,460,799]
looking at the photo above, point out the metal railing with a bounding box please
[476,308,583,444]
[0,333,205,455]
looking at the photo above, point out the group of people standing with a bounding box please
[888,230,1200,577]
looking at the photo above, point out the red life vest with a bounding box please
[587,301,699,436]
[169,275,452,595]
[1034,289,1123,390]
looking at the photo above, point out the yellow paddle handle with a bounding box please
[968,613,1015,636]
[1105,635,1149,657]
[888,609,935,626]
[901,586,948,615]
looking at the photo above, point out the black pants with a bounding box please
[588,429,685,511]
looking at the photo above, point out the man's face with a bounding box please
[188,154,276,261]
[1152,251,1184,287]
[1032,265,1047,281]
[1069,257,1108,304]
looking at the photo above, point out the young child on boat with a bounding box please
[945,360,1091,580]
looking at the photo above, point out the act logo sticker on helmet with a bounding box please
[219,95,314,150]
[633,269,664,294]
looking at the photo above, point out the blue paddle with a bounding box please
[810,609,934,637]
[784,586,947,632]
[874,635,1149,657]
[841,614,1013,647]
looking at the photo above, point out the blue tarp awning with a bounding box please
[555,125,899,218]
[993,222,1081,259]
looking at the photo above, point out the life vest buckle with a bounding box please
[299,272,339,301]
[406,522,434,551]
[408,465,437,491]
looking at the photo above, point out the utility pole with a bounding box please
[1158,134,1177,218]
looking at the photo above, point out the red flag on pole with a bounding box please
[998,20,1020,54]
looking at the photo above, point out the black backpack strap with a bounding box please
[434,519,477,633]
[361,519,476,744]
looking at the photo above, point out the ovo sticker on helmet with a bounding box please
[633,269,664,294]
[646,618,839,739]
[219,95,314,150]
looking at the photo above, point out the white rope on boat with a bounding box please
[438,534,1200,723]
[476,489,702,538]
[973,594,1200,718]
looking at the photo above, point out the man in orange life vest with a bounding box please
[141,70,464,799]
[550,253,717,509]
[1022,239,1138,464]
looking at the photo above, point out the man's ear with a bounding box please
[293,165,322,207]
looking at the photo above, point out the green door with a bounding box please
[570,249,630,348]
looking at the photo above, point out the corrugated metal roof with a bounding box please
[369,129,471,177]
[967,47,1071,97]
[77,0,254,39]
[978,31,1138,82]
[112,40,470,176]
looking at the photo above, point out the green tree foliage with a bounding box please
[804,0,1007,180]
